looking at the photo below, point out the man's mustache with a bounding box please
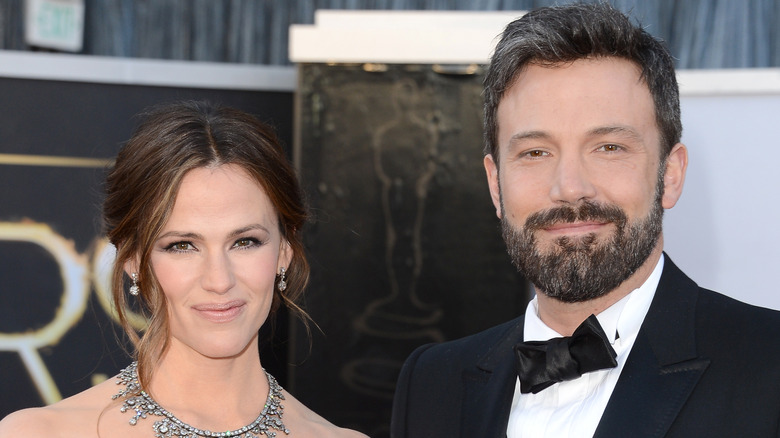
[524,201,628,232]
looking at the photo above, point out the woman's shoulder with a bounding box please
[0,405,56,435]
[291,413,369,438]
[334,427,370,438]
[0,376,121,437]
[281,390,368,438]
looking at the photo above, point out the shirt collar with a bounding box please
[524,254,665,344]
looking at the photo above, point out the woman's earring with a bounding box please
[129,272,140,296]
[277,267,287,292]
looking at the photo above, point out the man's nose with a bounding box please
[548,153,597,204]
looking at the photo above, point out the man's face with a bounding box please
[484,57,685,302]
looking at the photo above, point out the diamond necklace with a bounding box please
[112,362,290,438]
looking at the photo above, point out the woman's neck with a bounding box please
[143,337,270,431]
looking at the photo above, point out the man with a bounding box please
[391,3,780,438]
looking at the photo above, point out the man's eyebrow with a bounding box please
[504,126,645,153]
[509,130,551,143]
[587,125,643,141]
[508,130,552,147]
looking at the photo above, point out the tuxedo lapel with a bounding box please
[594,256,710,438]
[460,317,524,438]
[593,332,710,437]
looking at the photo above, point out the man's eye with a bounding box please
[599,144,622,152]
[524,150,548,158]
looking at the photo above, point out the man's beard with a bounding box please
[500,174,664,303]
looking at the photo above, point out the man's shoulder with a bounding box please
[659,263,780,359]
[660,255,780,328]
[406,315,524,370]
[393,315,524,420]
[695,287,780,331]
[697,285,779,311]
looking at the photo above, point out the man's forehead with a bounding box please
[499,57,647,97]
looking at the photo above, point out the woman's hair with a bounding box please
[103,100,309,388]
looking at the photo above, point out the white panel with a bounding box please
[665,91,780,309]
[0,51,296,91]
[678,69,780,95]
[313,9,522,29]
[290,27,507,64]
[290,10,524,64]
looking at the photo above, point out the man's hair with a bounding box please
[483,3,681,163]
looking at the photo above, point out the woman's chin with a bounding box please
[173,336,258,361]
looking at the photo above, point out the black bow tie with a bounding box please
[515,314,617,394]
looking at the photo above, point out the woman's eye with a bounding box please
[234,238,260,249]
[165,241,194,252]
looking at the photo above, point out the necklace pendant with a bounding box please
[152,419,171,437]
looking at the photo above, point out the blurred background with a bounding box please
[1,0,778,67]
[0,1,778,437]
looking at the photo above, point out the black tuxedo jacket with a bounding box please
[391,257,780,437]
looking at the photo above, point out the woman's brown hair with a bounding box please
[103,101,309,388]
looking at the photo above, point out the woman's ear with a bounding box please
[278,240,293,271]
[123,257,139,277]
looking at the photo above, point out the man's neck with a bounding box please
[535,243,664,336]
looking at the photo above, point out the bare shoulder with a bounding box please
[282,391,368,438]
[335,428,370,437]
[0,406,58,435]
[317,423,369,438]
[0,377,122,438]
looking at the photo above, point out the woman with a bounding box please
[0,101,366,438]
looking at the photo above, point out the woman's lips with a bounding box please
[192,301,246,323]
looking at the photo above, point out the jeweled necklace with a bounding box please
[112,362,290,438]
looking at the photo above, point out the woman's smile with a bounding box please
[191,300,247,323]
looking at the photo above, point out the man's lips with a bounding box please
[542,221,610,235]
[192,300,246,323]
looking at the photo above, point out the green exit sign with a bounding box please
[25,0,85,52]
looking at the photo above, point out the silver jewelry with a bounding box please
[129,272,140,296]
[277,267,287,292]
[112,362,289,438]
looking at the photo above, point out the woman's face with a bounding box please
[148,164,290,360]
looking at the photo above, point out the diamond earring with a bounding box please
[277,267,287,292]
[129,272,140,296]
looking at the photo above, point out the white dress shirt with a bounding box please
[506,255,665,438]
